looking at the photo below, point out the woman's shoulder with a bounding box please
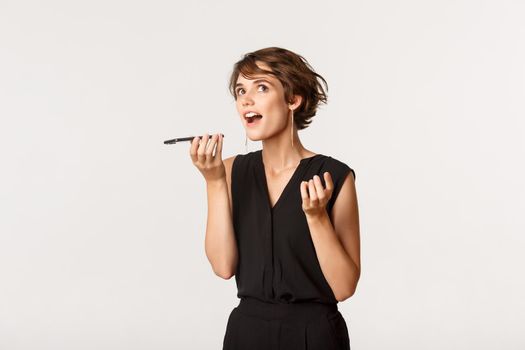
[228,150,260,177]
[317,153,356,181]
[316,153,356,209]
[230,150,259,165]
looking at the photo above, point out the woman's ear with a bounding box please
[289,94,303,110]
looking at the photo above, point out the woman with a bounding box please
[189,47,360,350]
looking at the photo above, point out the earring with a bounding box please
[290,108,294,148]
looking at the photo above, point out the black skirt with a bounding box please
[222,297,351,350]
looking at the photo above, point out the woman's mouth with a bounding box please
[244,112,263,126]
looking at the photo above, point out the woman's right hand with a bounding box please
[189,133,226,183]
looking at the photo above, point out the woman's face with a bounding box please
[235,62,292,141]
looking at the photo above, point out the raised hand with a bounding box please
[189,133,226,183]
[300,172,334,218]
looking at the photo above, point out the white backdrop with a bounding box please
[1,0,524,349]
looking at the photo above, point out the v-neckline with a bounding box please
[256,150,321,211]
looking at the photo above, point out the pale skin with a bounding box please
[190,61,360,301]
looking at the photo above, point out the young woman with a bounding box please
[189,47,360,350]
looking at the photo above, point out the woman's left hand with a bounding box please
[300,172,333,219]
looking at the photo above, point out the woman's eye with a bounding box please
[236,84,268,96]
[258,84,268,92]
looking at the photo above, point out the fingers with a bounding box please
[216,133,223,159]
[300,179,320,205]
[190,133,222,164]
[189,136,200,162]
[206,133,223,161]
[197,133,210,163]
[309,178,320,203]
[323,172,334,193]
[300,180,309,201]
[205,134,219,158]
[301,172,333,207]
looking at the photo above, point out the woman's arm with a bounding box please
[190,134,238,280]
[302,172,361,301]
[204,155,238,279]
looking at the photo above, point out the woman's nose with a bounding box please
[241,95,254,106]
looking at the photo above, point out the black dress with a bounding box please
[222,150,356,350]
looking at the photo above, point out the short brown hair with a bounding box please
[228,47,328,130]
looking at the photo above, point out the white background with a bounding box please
[1,0,524,349]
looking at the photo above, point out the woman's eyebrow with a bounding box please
[235,78,274,88]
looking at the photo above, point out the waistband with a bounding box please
[236,297,338,322]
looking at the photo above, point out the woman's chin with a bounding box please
[245,131,266,142]
[247,136,262,142]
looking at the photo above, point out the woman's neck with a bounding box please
[261,132,314,170]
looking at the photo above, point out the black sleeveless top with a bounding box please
[231,150,356,305]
